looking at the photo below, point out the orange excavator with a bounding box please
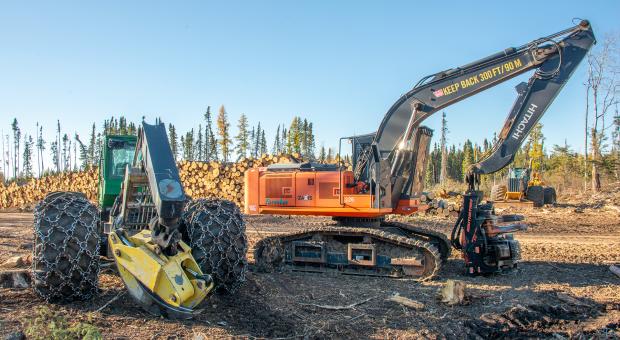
[245,21,595,279]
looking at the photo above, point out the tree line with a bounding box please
[3,106,619,193]
[1,105,328,181]
[2,35,618,192]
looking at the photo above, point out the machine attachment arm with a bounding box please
[469,22,596,180]
[371,21,594,189]
[135,122,186,224]
[122,122,186,252]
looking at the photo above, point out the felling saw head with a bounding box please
[109,229,214,319]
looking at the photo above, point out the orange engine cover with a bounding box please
[244,165,423,218]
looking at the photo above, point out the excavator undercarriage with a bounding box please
[255,219,450,280]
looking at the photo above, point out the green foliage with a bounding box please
[235,114,250,159]
[182,129,195,160]
[24,306,102,340]
[195,124,203,160]
[318,145,326,163]
[11,118,20,178]
[526,123,545,171]
[204,106,218,161]
[74,133,89,170]
[252,122,263,157]
[287,117,301,154]
[168,123,178,161]
[461,140,474,180]
[22,134,34,177]
[217,105,232,162]
[272,124,282,154]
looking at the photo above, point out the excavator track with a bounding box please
[381,221,452,262]
[254,224,443,280]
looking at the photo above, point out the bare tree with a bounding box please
[585,34,619,191]
[439,112,448,185]
[11,119,20,178]
[1,129,5,180]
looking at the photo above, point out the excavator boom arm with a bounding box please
[370,21,594,193]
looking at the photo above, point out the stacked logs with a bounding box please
[0,168,98,209]
[420,191,462,217]
[0,154,298,210]
[178,154,296,209]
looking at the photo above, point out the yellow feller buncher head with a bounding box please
[109,230,214,318]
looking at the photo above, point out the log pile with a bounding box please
[1,154,457,219]
[0,169,98,209]
[420,191,462,217]
[0,154,299,210]
[178,154,297,209]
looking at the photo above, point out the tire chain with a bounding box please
[254,224,442,281]
[32,192,101,302]
[181,198,248,293]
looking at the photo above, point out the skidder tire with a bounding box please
[490,184,507,202]
[33,192,101,302]
[543,187,557,205]
[181,199,247,293]
[526,185,544,207]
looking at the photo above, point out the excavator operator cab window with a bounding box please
[339,136,374,195]
[107,139,136,178]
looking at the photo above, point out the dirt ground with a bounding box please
[0,198,619,339]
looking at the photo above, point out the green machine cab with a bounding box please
[98,134,137,217]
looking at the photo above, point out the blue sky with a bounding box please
[1,1,618,170]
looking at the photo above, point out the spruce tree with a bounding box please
[318,145,326,163]
[281,127,288,154]
[249,126,256,158]
[216,105,232,162]
[272,124,281,154]
[180,135,185,160]
[439,112,448,185]
[196,124,203,160]
[184,129,195,160]
[288,117,302,154]
[235,114,250,159]
[50,141,58,174]
[307,122,315,159]
[253,123,262,158]
[75,134,89,170]
[88,123,96,167]
[55,120,61,172]
[301,119,309,157]
[22,134,33,177]
[94,132,102,168]
[168,124,178,161]
[260,129,267,155]
[11,119,20,178]
[62,134,69,171]
[35,122,40,175]
[462,140,474,180]
[204,106,218,161]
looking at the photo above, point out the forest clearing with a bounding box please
[1,3,620,340]
[0,186,619,338]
